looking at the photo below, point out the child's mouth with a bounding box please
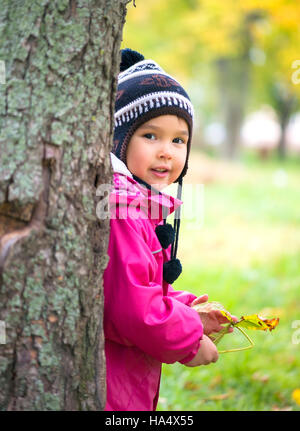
[151,169,169,178]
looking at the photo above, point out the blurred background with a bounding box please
[122,0,300,411]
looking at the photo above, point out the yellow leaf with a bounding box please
[192,301,279,353]
[236,314,280,331]
[292,389,300,406]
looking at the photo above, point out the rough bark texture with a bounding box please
[0,0,130,410]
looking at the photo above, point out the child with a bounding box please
[103,49,233,411]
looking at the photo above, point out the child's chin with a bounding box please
[150,182,169,191]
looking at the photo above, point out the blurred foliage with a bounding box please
[158,153,300,411]
[123,0,300,153]
[123,0,300,90]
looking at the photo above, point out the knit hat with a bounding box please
[112,49,194,284]
[113,48,194,182]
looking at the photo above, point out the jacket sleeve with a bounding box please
[103,217,203,364]
[166,284,198,306]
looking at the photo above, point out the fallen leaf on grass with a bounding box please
[209,374,222,389]
[183,381,201,391]
[292,388,300,405]
[158,397,167,406]
[272,405,293,411]
[203,389,235,402]
[251,372,269,383]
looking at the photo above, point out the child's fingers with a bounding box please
[190,294,208,307]
[212,310,230,323]
[214,310,238,324]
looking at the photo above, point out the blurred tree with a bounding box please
[246,1,300,158]
[269,82,298,159]
[0,0,130,410]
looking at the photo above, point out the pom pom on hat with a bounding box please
[163,259,182,284]
[120,48,145,72]
[155,223,175,249]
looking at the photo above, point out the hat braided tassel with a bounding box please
[162,178,183,284]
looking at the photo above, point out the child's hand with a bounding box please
[191,294,238,336]
[184,335,219,367]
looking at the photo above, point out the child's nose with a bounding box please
[157,140,173,159]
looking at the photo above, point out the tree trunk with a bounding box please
[276,95,296,160]
[215,56,249,159]
[0,0,130,410]
[278,116,288,160]
[214,13,259,159]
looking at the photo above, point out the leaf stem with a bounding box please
[218,326,254,354]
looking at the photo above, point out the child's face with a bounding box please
[126,115,188,191]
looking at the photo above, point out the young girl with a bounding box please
[103,49,233,411]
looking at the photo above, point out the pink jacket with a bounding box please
[103,154,203,411]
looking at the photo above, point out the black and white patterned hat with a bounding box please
[112,49,194,182]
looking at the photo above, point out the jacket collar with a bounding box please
[110,152,133,178]
[109,153,182,222]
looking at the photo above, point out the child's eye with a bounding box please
[143,133,156,140]
[173,137,186,144]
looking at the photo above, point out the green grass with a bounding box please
[157,153,300,411]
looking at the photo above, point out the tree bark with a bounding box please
[0,0,130,410]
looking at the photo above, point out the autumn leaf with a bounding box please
[251,372,269,383]
[194,301,279,331]
[183,381,201,391]
[193,301,280,353]
[235,314,280,332]
[203,389,235,402]
[292,389,300,406]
